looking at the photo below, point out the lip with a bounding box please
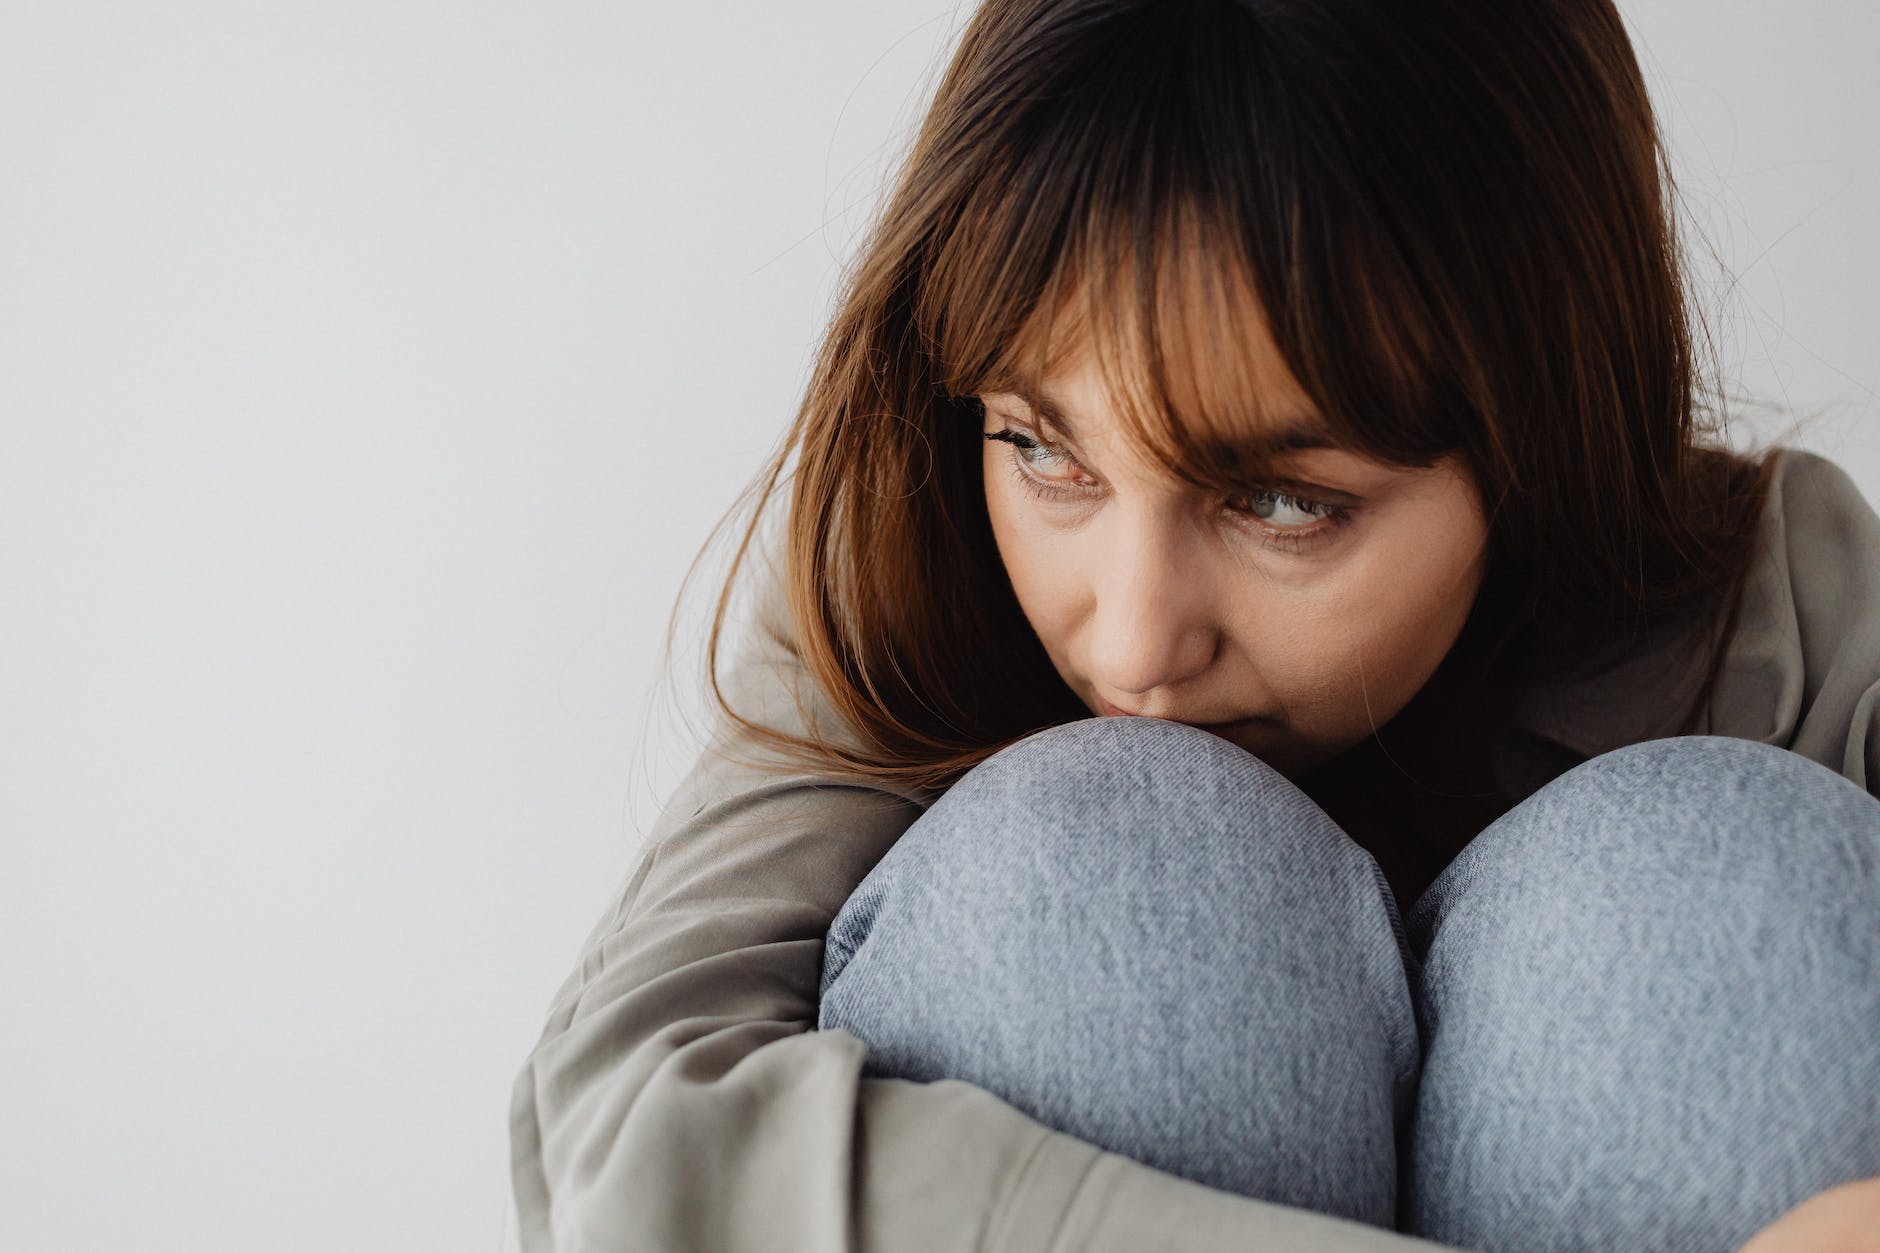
[1098,698,1264,732]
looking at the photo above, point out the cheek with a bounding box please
[1322,519,1486,686]
[984,456,1069,624]
[1268,520,1483,712]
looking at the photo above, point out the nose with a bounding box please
[1083,514,1219,699]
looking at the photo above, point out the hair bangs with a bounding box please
[919,9,1465,496]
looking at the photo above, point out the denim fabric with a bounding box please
[815,716,1880,1252]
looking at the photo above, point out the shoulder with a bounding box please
[1746,447,1880,667]
[1763,446,1880,550]
[1497,446,1880,802]
[1712,446,1880,794]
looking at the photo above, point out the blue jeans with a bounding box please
[816,716,1880,1251]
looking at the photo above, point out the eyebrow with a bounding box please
[1009,386,1344,459]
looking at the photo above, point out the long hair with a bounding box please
[665,0,1780,797]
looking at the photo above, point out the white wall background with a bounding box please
[1,3,1873,1251]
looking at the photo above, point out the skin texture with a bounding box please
[976,334,1491,786]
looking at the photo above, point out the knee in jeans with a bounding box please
[1502,734,1874,881]
[820,716,1407,1005]
[820,714,1424,1120]
[888,714,1382,916]
[1422,735,1878,946]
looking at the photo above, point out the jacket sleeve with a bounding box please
[1807,453,1880,798]
[507,577,1460,1252]
[1751,449,1880,800]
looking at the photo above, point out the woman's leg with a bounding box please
[1402,735,1880,1252]
[815,715,1421,1227]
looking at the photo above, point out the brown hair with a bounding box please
[666,0,1782,797]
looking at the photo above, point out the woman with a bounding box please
[510,1,1880,1249]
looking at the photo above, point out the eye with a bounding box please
[988,427,1080,477]
[1224,488,1354,554]
[982,426,1358,556]
[983,427,1090,496]
[1242,489,1321,525]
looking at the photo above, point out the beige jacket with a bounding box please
[509,447,1880,1252]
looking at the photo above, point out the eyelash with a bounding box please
[982,427,1355,555]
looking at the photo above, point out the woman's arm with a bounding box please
[508,609,1459,1252]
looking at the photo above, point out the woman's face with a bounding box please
[978,337,1490,779]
